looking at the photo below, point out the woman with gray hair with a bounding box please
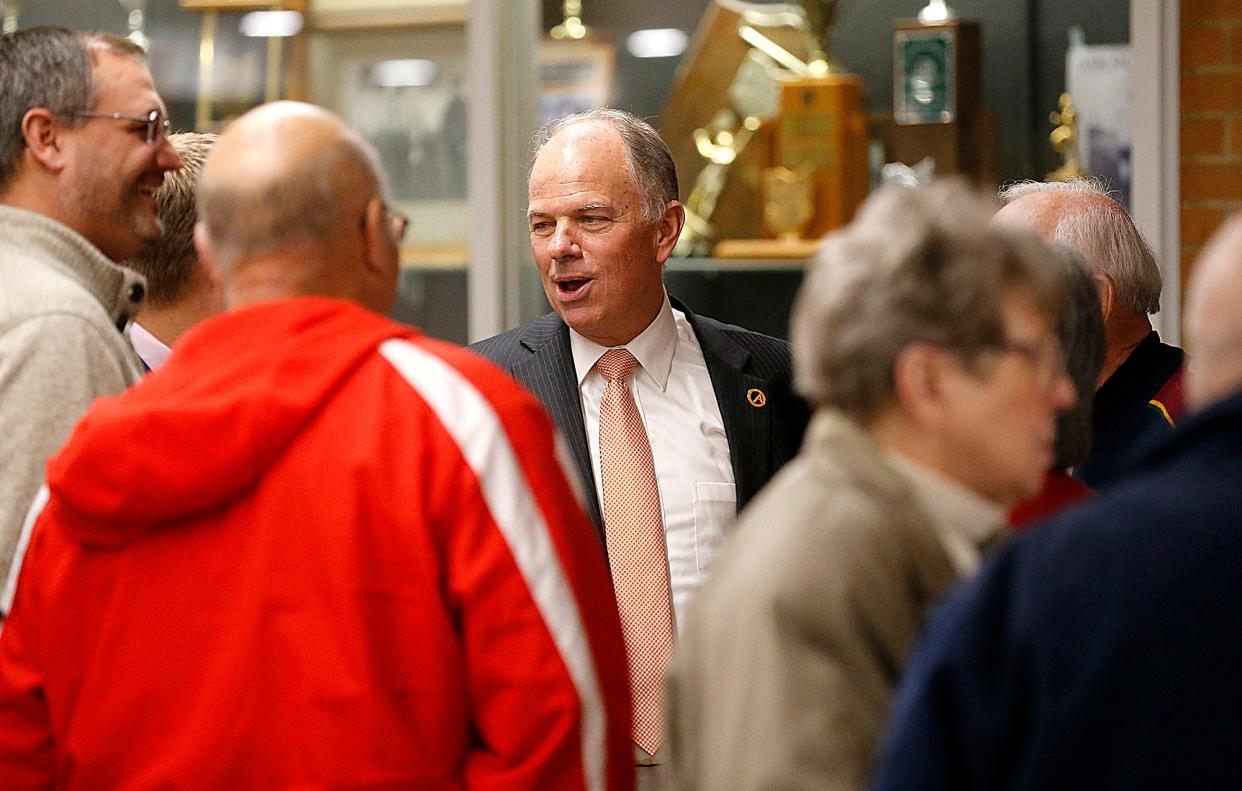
[666,179,1074,791]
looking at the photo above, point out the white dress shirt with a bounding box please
[127,322,171,371]
[570,293,736,634]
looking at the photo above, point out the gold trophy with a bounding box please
[1047,92,1084,181]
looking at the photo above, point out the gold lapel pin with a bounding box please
[747,388,767,408]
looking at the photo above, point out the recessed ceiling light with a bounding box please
[372,59,438,88]
[626,28,688,59]
[239,10,304,38]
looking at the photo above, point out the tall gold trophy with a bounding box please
[662,1,869,258]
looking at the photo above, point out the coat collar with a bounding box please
[0,204,147,333]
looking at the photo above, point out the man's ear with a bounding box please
[360,196,393,278]
[193,222,220,282]
[1092,272,1116,323]
[654,200,686,265]
[20,108,69,173]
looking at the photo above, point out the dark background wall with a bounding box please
[542,0,1129,182]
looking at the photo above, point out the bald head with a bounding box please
[996,180,1162,316]
[1185,215,1242,410]
[197,101,398,313]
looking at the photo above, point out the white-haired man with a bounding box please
[994,179,1182,489]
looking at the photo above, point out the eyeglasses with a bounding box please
[986,336,1068,388]
[70,109,170,146]
[359,202,410,244]
[388,209,410,244]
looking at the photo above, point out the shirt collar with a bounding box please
[569,291,676,391]
[128,321,172,371]
[884,451,1006,568]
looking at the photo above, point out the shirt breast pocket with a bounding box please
[692,481,737,575]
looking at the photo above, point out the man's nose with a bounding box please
[156,137,183,172]
[549,221,579,259]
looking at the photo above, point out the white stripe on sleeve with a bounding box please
[1,484,50,624]
[379,339,607,791]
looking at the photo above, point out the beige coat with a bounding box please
[665,408,997,791]
[0,206,145,593]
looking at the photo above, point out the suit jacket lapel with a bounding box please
[512,315,604,534]
[681,303,773,508]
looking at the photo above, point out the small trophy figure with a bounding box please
[1047,92,1084,181]
[761,166,815,242]
[798,0,838,76]
[549,0,589,41]
[917,0,957,25]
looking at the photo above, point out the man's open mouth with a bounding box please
[556,278,590,296]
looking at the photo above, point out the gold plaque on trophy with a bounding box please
[762,166,814,241]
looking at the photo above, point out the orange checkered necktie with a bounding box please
[596,348,674,756]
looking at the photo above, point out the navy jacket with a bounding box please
[873,387,1242,790]
[1076,331,1184,490]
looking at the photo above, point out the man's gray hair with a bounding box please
[531,108,678,225]
[792,180,1065,419]
[197,128,387,268]
[1046,243,1105,469]
[0,27,146,193]
[999,178,1162,314]
[124,133,215,307]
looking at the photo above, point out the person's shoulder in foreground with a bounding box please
[0,100,632,791]
[873,212,1242,791]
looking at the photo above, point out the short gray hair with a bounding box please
[0,27,146,192]
[999,178,1162,314]
[198,129,386,268]
[531,108,678,225]
[1046,243,1105,469]
[124,133,215,307]
[792,180,1065,419]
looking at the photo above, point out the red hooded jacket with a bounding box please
[0,297,633,791]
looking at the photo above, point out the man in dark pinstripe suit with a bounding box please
[471,108,807,789]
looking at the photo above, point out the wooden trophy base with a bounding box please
[712,237,821,260]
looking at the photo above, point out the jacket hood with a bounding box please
[44,297,413,548]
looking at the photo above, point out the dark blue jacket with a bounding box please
[1076,331,1184,490]
[873,387,1242,791]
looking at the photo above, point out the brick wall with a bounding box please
[1180,0,1242,291]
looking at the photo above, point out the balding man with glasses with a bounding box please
[0,27,182,591]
